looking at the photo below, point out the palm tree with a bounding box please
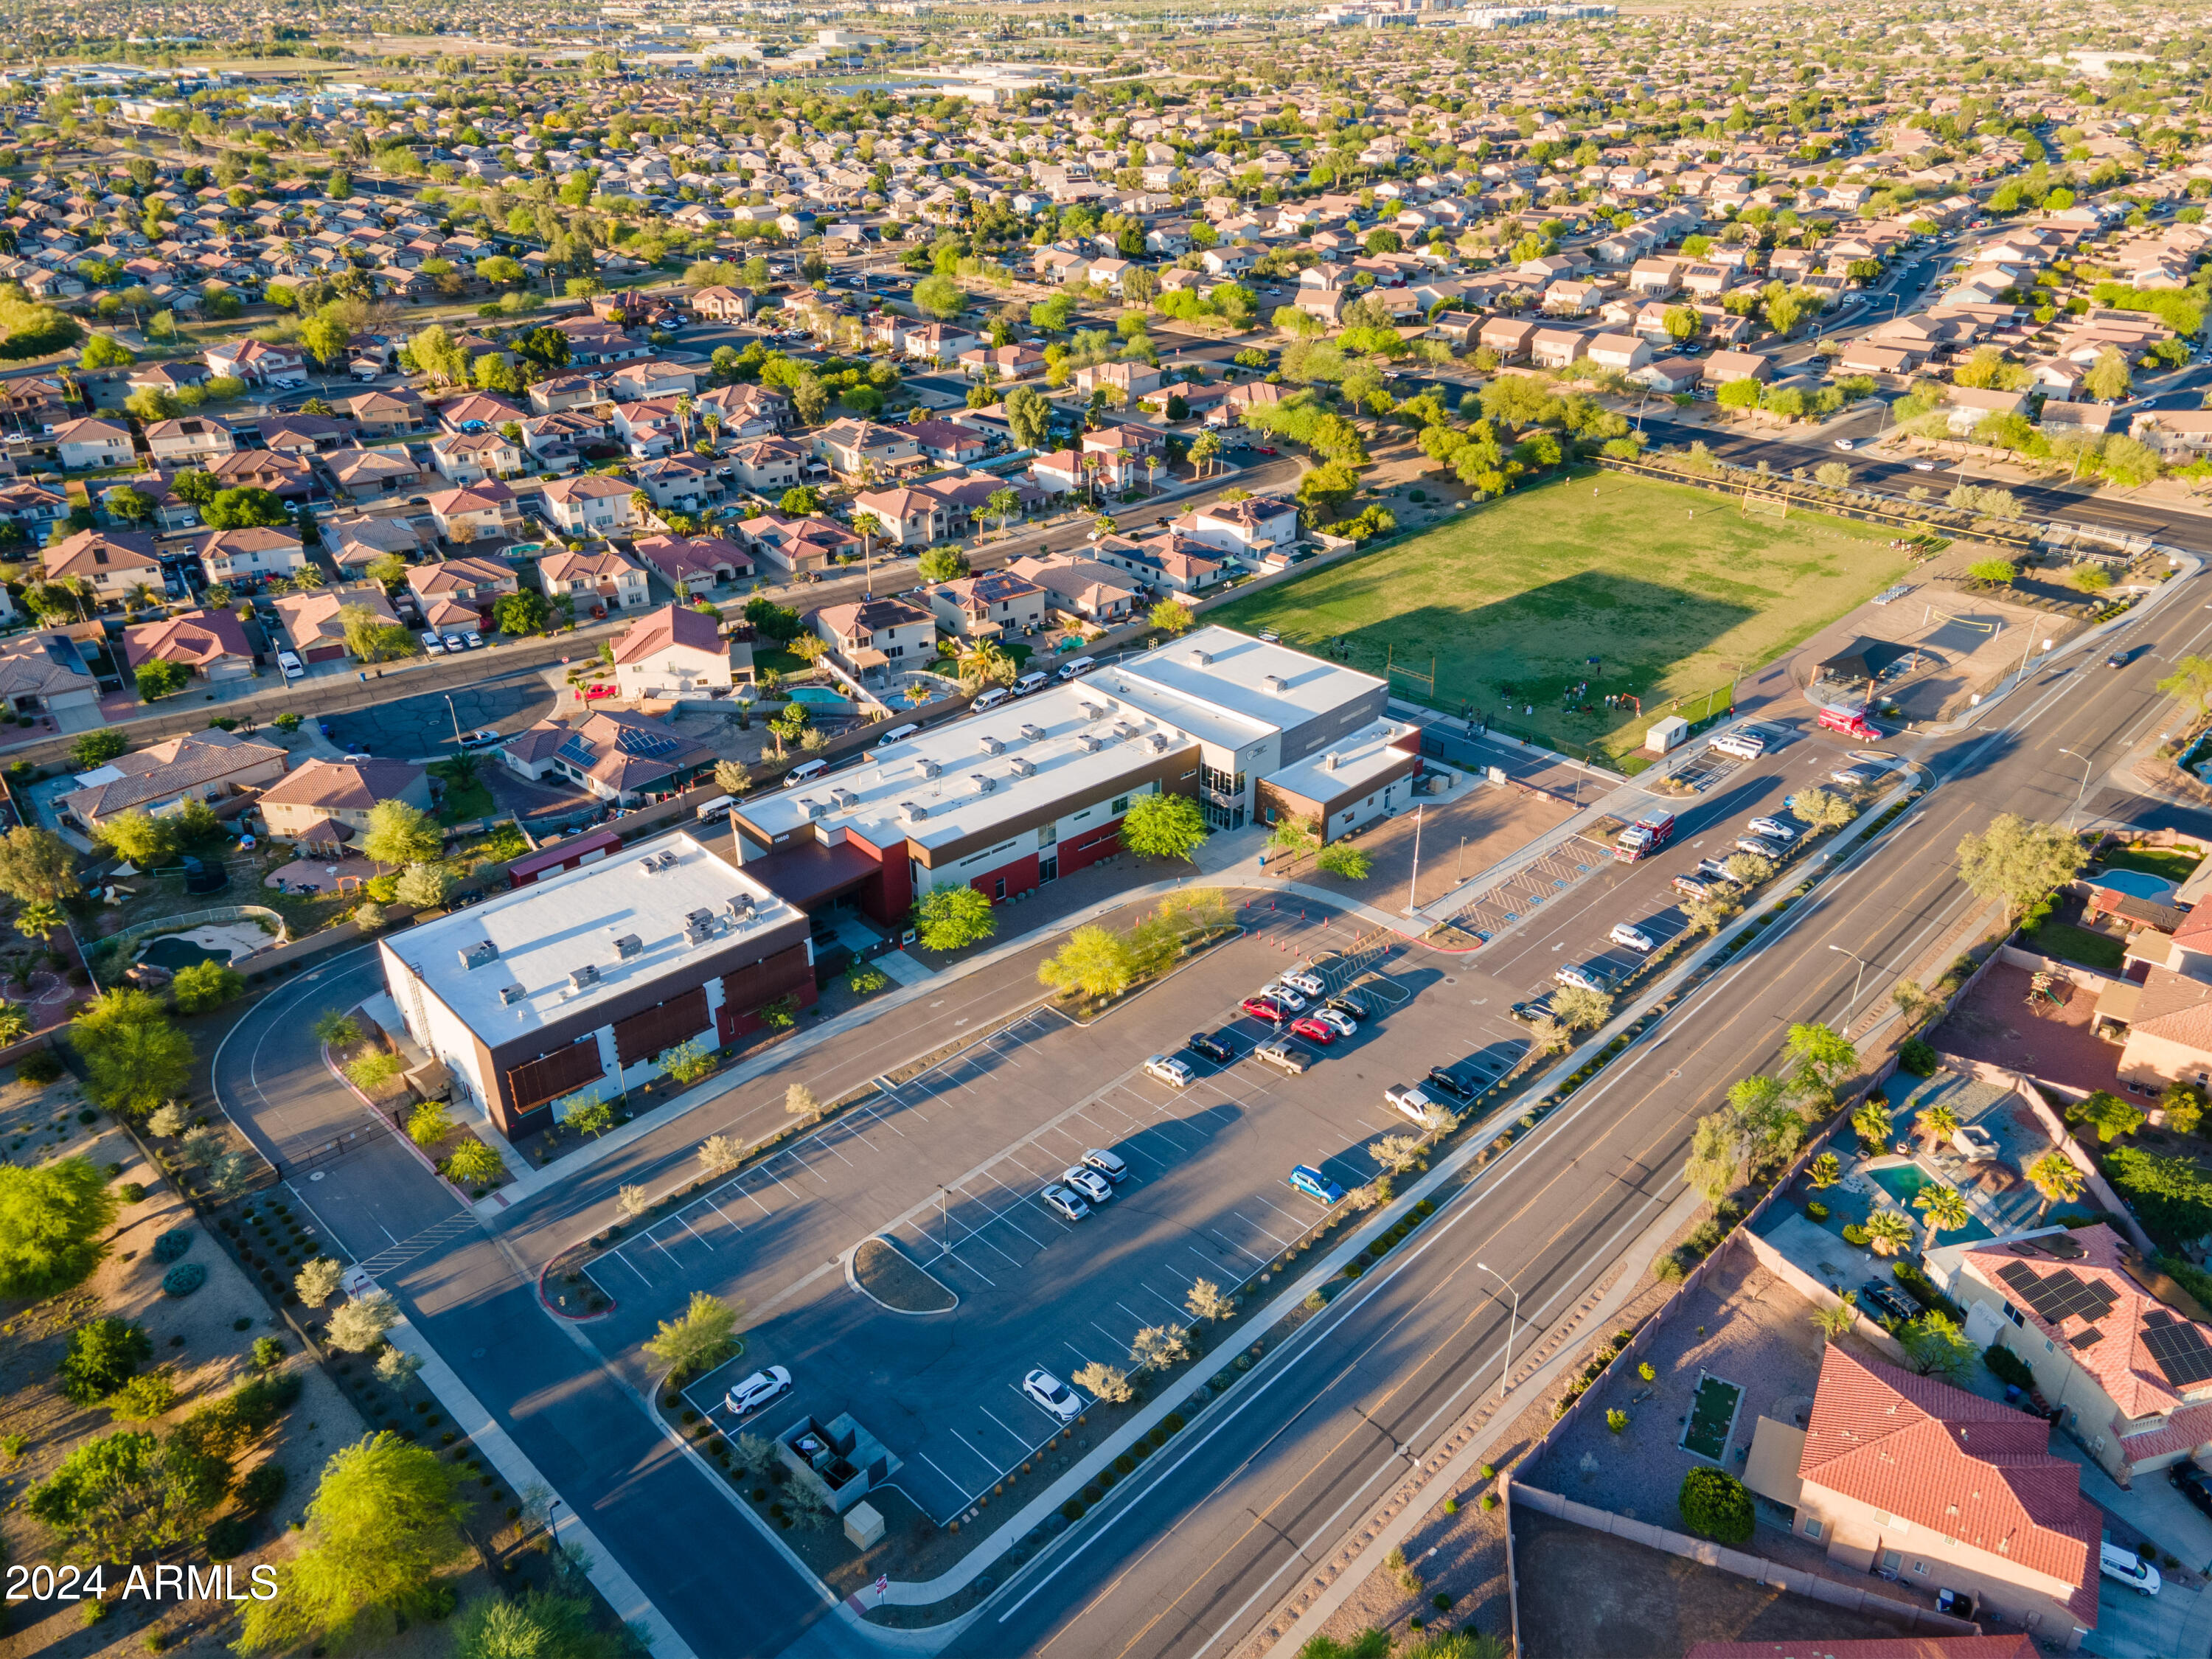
[2026,1150,2086,1214]
[1914,1101,1961,1149]
[675,393,695,449]
[1852,1098,1892,1150]
[124,582,156,612]
[1813,1291,1857,1343]
[1913,1182,1970,1252]
[1865,1211,1914,1257]
[701,411,722,451]
[15,902,60,943]
[987,487,1019,532]
[850,511,885,585]
[1806,1150,1842,1190]
[1144,453,1161,494]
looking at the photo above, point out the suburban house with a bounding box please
[811,419,921,479]
[123,609,256,683]
[257,757,432,845]
[612,603,746,702]
[44,528,161,600]
[928,571,1049,641]
[1945,384,2031,433]
[852,484,952,549]
[0,630,100,731]
[51,417,134,471]
[497,709,717,805]
[1089,531,1228,597]
[811,596,936,679]
[735,512,856,575]
[425,481,523,546]
[191,527,308,588]
[1006,554,1141,624]
[633,535,751,592]
[143,416,236,467]
[204,338,307,388]
[1169,495,1300,560]
[326,448,426,501]
[1702,349,1773,386]
[274,585,401,665]
[540,547,650,613]
[542,472,643,538]
[1745,1328,2096,1646]
[58,728,289,831]
[406,557,517,616]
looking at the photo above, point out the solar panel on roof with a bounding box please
[557,735,597,769]
[2070,1329,2104,1350]
[1995,1262,2118,1327]
[616,727,678,758]
[2144,1321,2212,1387]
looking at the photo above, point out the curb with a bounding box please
[843,1237,960,1318]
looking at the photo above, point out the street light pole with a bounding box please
[1475,1260,1520,1399]
[1405,801,1425,915]
[445,694,462,747]
[2056,746,2095,829]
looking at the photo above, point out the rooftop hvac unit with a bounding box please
[1009,756,1035,778]
[830,786,859,809]
[725,894,754,922]
[1079,700,1107,720]
[1322,752,1339,772]
[1145,733,1169,753]
[1111,720,1137,739]
[458,939,498,971]
[900,799,929,822]
[1078,734,1102,753]
[637,857,658,875]
[498,983,526,1006]
[684,919,714,946]
[1189,647,1212,667]
[914,757,940,779]
[568,964,600,991]
[970,773,997,793]
[978,734,1004,755]
[1262,674,1287,695]
[613,933,644,961]
[685,908,714,931]
[800,798,827,820]
[656,849,678,869]
[1018,723,1045,742]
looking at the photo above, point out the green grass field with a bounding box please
[1210,472,1913,761]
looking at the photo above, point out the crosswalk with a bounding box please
[352,1211,479,1279]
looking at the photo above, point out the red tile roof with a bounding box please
[1797,1346,2098,1624]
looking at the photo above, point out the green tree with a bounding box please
[0,1158,117,1297]
[910,884,995,952]
[1955,815,2085,921]
[445,1140,501,1186]
[641,1290,742,1379]
[1913,1180,1971,1249]
[452,1591,624,1659]
[236,1433,470,1654]
[917,545,971,584]
[95,809,175,869]
[1900,1309,1976,1380]
[494,588,550,637]
[2026,1149,2087,1212]
[2083,345,2132,403]
[2158,655,2212,724]
[1004,385,1053,451]
[0,826,80,905]
[80,333,133,371]
[1316,841,1374,880]
[913,274,964,321]
[1678,1467,1753,1544]
[59,1316,152,1402]
[361,799,443,870]
[2067,1089,2146,1144]
[24,1428,229,1559]
[170,960,244,1015]
[133,658,191,703]
[1965,557,2019,586]
[72,990,193,1119]
[1791,787,1855,831]
[200,487,291,532]
[406,1100,452,1150]
[1039,925,1135,1001]
[1150,599,1195,636]
[1119,793,1208,862]
[1784,1021,1857,1096]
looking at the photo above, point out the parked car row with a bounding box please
[422,628,485,655]
[1038,1147,1130,1222]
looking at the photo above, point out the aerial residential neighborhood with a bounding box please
[13,4,2212,1659]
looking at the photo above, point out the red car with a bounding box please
[1289,1017,1335,1046]
[1256,445,1278,454]
[1241,995,1284,1021]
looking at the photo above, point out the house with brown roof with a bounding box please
[1006,554,1141,625]
[406,557,517,614]
[928,570,1049,641]
[1749,1340,2098,1646]
[734,512,856,576]
[1935,1222,2212,1505]
[812,595,936,680]
[540,547,650,614]
[43,527,160,599]
[273,585,400,664]
[425,481,522,546]
[542,471,643,538]
[51,416,133,471]
[633,535,751,592]
[57,728,288,831]
[143,415,236,468]
[257,757,431,845]
[123,608,254,683]
[190,526,306,588]
[613,604,745,701]
[324,447,425,501]
[498,709,715,805]
[0,629,101,731]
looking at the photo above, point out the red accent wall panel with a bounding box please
[969,852,1040,903]
[1057,819,1124,877]
[845,830,914,926]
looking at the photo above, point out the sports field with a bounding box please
[1209,471,1914,761]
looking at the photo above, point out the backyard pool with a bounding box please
[785,687,849,706]
[2093,868,2178,902]
[1868,1161,1995,1243]
[139,936,229,970]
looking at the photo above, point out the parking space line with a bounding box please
[1248,1193,1305,1225]
[719,1175,773,1217]
[1063,1338,1102,1368]
[975,1171,1052,1242]
[849,1099,908,1138]
[674,1214,716,1249]
[809,1134,857,1169]
[1141,1284,1190,1321]
[1091,1318,1130,1351]
[1229,1209,1290,1247]
[945,1425,998,1475]
[977,1403,1029,1447]
[697,1194,740,1230]
[777,1142,835,1186]
[917,1450,968,1497]
[1208,1228,1269,1266]
[941,1201,1029,1268]
[647,1234,686,1267]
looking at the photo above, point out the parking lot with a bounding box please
[577,922,1500,1526]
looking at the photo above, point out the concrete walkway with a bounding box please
[385,1315,698,1659]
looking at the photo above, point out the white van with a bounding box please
[784,759,830,789]
[869,723,921,758]
[972,686,1011,712]
[1057,655,1097,681]
[1012,671,1051,698]
[695,794,735,823]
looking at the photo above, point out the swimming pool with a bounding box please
[2093,868,2178,902]
[139,936,229,970]
[785,687,848,706]
[1867,1162,1994,1243]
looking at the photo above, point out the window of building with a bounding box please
[1040,824,1057,847]
[1802,1518,1822,1540]
[994,877,1005,900]
[1911,1561,1930,1576]
[2002,1301,2023,1328]
[1880,1551,1902,1573]
[1112,796,1130,814]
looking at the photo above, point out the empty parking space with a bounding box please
[639,928,1485,1525]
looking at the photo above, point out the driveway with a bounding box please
[2058,1437,2212,1658]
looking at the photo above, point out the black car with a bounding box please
[1187,1031,1235,1064]
[1860,1281,1919,1323]
[2107,651,2131,669]
[1324,992,1370,1020]
[2173,1461,2212,1522]
[1425,1066,1474,1101]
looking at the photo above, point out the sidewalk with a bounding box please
[384,1315,698,1659]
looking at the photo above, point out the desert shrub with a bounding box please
[151,1228,194,1264]
[161,1262,206,1296]
[1898,1037,1938,1076]
[59,1318,151,1402]
[1983,1343,2036,1391]
[1679,1468,1754,1544]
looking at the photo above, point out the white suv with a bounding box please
[1279,969,1326,998]
[1383,1083,1437,1124]
[1023,1368,1083,1422]
[1144,1054,1193,1088]
[1711,731,1765,760]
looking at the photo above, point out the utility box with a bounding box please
[844,1501,886,1549]
[1644,715,1691,754]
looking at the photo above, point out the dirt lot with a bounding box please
[1265,772,1578,912]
